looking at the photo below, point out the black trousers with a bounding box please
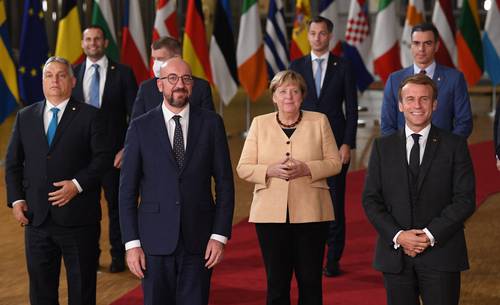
[255,221,329,305]
[98,167,125,259]
[326,163,349,266]
[25,219,99,305]
[383,255,461,305]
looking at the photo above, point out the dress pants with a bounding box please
[325,163,349,267]
[255,221,329,305]
[25,218,99,305]
[98,167,125,259]
[142,238,212,305]
[383,254,461,305]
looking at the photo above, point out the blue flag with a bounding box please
[18,0,49,105]
[264,0,289,79]
[0,0,20,124]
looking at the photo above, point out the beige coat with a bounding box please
[237,111,341,223]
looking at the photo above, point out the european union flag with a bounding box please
[0,0,20,124]
[18,0,49,105]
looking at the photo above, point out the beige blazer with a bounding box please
[237,111,341,223]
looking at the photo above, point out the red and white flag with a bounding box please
[432,0,456,67]
[400,0,425,67]
[152,0,178,41]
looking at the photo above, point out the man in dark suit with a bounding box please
[131,36,214,119]
[73,25,137,272]
[5,57,112,305]
[119,57,234,305]
[363,74,475,305]
[289,16,358,276]
[381,23,472,138]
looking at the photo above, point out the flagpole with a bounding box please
[491,85,498,117]
[241,96,251,139]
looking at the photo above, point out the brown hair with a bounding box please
[398,74,438,102]
[151,36,182,55]
[269,70,307,98]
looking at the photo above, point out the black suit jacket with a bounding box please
[73,58,137,153]
[290,53,358,148]
[362,126,475,273]
[131,76,214,119]
[5,99,112,227]
[119,105,234,255]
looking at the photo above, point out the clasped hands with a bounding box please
[396,229,432,258]
[266,157,310,180]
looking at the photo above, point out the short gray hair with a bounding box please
[43,56,74,77]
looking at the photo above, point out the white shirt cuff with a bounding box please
[72,179,83,193]
[125,240,141,250]
[12,199,26,207]
[423,228,435,246]
[210,234,228,244]
[393,230,403,249]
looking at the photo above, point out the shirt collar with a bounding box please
[45,98,70,112]
[310,51,329,62]
[405,123,431,140]
[86,56,108,71]
[162,102,190,123]
[413,61,436,76]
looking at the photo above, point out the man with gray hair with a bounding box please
[5,56,112,304]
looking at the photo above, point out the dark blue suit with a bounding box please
[381,64,472,138]
[119,105,234,304]
[131,77,214,119]
[290,53,358,269]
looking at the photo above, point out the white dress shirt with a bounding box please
[413,61,436,79]
[83,56,108,107]
[311,52,329,90]
[393,123,436,249]
[125,103,228,250]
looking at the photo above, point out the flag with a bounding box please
[482,0,500,85]
[0,0,19,123]
[121,0,149,84]
[55,0,83,65]
[372,0,402,83]
[456,0,484,86]
[18,0,49,105]
[237,0,268,101]
[152,0,178,41]
[264,0,289,79]
[344,0,374,92]
[319,0,342,56]
[432,0,457,67]
[209,0,238,105]
[183,0,213,84]
[400,0,425,67]
[92,0,118,62]
[290,0,311,61]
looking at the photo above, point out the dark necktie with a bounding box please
[419,69,426,75]
[409,133,421,180]
[172,115,185,168]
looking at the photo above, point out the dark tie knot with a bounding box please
[419,69,426,75]
[173,115,182,124]
[411,133,421,144]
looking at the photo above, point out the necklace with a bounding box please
[276,111,303,128]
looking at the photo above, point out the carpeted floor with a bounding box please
[111,141,500,305]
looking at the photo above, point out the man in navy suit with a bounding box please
[73,25,138,272]
[119,57,234,305]
[289,16,358,276]
[5,57,112,305]
[131,36,214,119]
[381,23,472,138]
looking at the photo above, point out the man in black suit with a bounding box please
[289,16,358,276]
[73,25,137,272]
[362,74,475,305]
[119,57,234,304]
[5,57,112,305]
[131,36,214,119]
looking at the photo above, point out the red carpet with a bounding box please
[111,141,500,305]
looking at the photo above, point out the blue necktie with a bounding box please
[315,58,324,97]
[89,64,100,108]
[47,107,59,146]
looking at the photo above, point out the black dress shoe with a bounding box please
[323,261,341,277]
[109,256,125,273]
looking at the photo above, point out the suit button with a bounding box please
[47,155,51,159]
[286,152,290,156]
[285,178,289,181]
[286,141,290,144]
[175,201,180,205]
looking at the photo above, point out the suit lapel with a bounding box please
[320,54,338,100]
[303,56,318,100]
[74,62,86,101]
[36,102,50,150]
[416,126,440,193]
[182,106,203,173]
[101,60,117,109]
[152,105,178,169]
[49,99,80,151]
[433,64,445,90]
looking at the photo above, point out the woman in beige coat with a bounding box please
[237,70,341,305]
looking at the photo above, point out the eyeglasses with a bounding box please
[159,74,194,85]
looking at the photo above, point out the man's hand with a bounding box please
[339,144,351,164]
[205,239,224,269]
[266,157,290,180]
[403,248,418,258]
[126,247,146,279]
[12,201,29,225]
[49,180,79,207]
[286,158,311,180]
[114,149,124,169]
[396,229,431,254]
[496,159,500,172]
